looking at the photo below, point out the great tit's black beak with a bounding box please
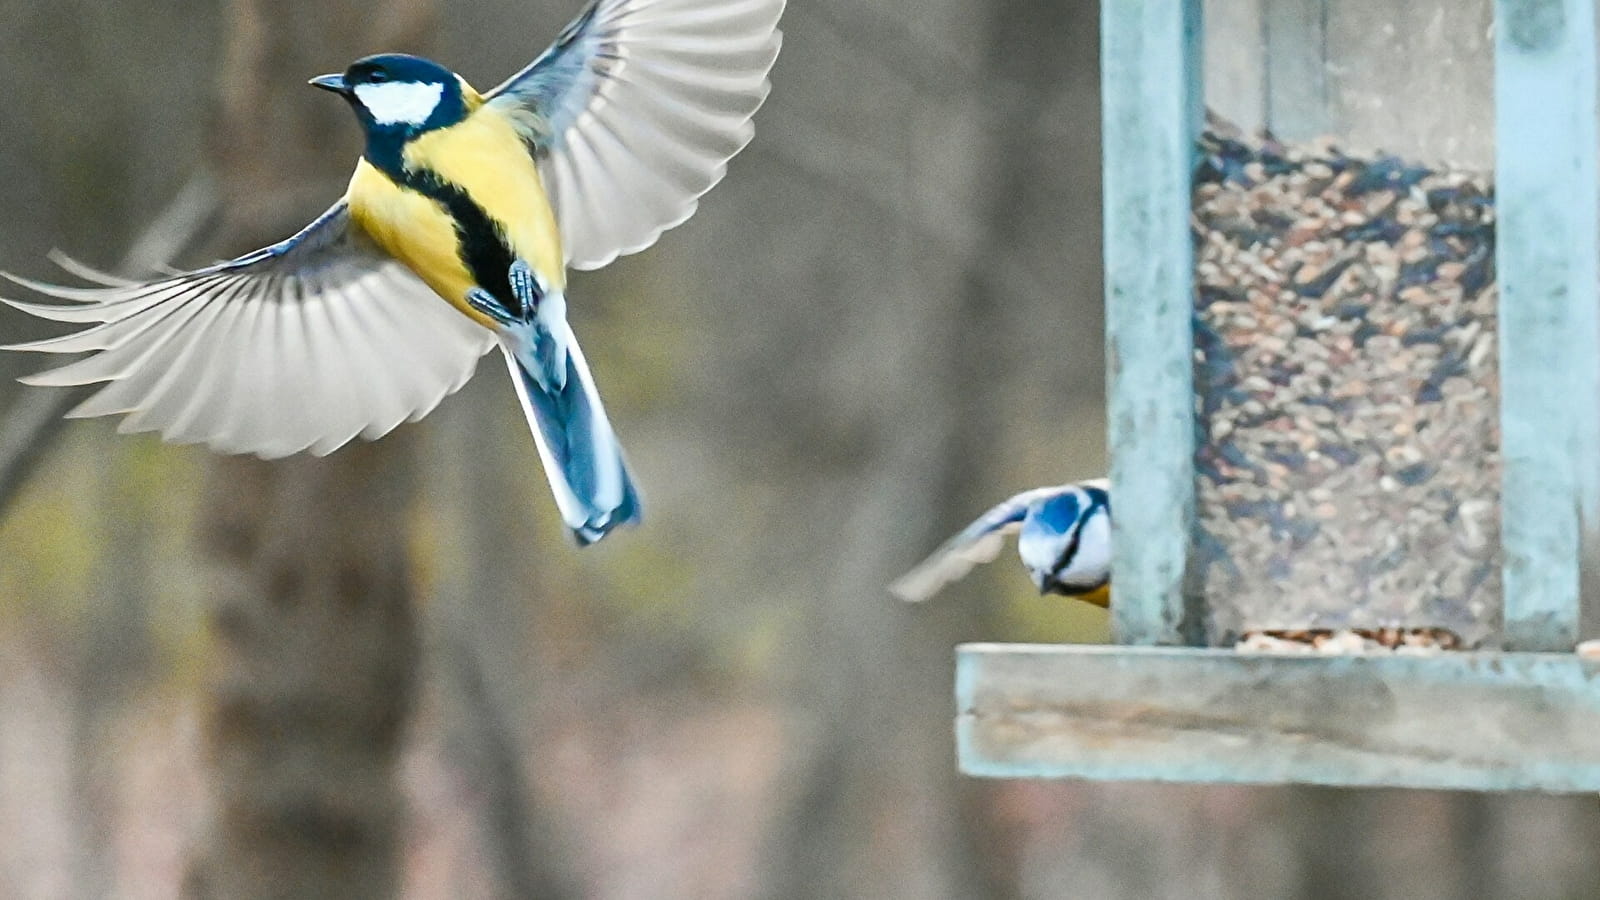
[309,73,351,95]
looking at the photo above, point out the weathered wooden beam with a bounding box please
[957,643,1600,792]
[1494,0,1599,651]
[1102,0,1203,646]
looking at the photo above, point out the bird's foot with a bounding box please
[508,259,541,321]
[470,261,544,325]
[465,287,521,327]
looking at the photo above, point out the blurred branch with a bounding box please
[787,0,1029,99]
[121,172,219,275]
[740,141,1061,307]
[0,386,86,511]
[185,3,440,897]
[426,383,584,899]
[0,170,218,517]
[440,630,582,899]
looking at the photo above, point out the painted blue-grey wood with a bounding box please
[1494,0,1599,651]
[1102,0,1202,646]
[1184,0,1205,139]
[956,643,1600,792]
[1262,0,1330,139]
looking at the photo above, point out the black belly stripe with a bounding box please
[362,131,544,311]
[401,169,524,309]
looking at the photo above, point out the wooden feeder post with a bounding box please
[1101,0,1203,647]
[956,0,1600,791]
[1496,0,1600,650]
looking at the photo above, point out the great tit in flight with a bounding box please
[890,480,1111,606]
[3,0,784,545]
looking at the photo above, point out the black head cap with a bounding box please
[310,53,467,135]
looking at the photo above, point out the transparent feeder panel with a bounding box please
[1192,0,1500,646]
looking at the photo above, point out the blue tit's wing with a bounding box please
[3,202,495,458]
[484,0,783,270]
[889,487,1071,603]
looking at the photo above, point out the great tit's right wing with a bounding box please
[890,487,1069,603]
[4,201,494,458]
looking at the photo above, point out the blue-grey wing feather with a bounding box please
[889,488,1065,603]
[486,2,605,145]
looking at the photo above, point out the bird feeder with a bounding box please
[956,0,1600,791]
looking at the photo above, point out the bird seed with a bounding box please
[1192,131,1499,647]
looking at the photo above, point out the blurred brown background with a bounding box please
[0,0,1598,898]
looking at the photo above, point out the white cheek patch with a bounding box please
[354,81,445,125]
[1017,523,1063,574]
[1059,508,1112,587]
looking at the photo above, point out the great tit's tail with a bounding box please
[499,314,639,545]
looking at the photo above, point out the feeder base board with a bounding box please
[957,643,1600,792]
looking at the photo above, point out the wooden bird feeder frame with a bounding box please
[956,0,1600,791]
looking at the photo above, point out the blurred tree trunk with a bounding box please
[188,450,418,900]
[183,1,438,898]
[424,377,583,899]
[753,0,1103,896]
[70,437,156,899]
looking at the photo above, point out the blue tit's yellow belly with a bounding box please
[1075,583,1111,608]
[346,106,566,329]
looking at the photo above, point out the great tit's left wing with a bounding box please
[484,0,783,270]
[3,202,495,458]
[890,487,1068,603]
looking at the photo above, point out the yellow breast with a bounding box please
[346,106,566,328]
[1076,583,1112,608]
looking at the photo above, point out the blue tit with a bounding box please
[890,480,1111,606]
[2,0,784,546]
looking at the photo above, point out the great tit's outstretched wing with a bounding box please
[890,487,1070,603]
[3,202,495,458]
[485,0,783,270]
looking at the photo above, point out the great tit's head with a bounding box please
[311,54,468,136]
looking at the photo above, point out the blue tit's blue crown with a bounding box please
[1031,491,1083,536]
[1020,491,1084,592]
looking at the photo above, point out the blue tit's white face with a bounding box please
[1019,492,1082,578]
[1056,505,1111,588]
[1018,489,1112,593]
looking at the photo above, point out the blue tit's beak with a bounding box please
[1029,568,1051,594]
[309,73,351,95]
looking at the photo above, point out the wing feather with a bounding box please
[486,0,783,269]
[154,282,257,444]
[44,250,140,288]
[119,282,249,436]
[90,283,236,425]
[4,202,495,457]
[146,292,248,440]
[322,275,402,442]
[285,272,356,456]
[889,487,1079,603]
[342,273,425,428]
